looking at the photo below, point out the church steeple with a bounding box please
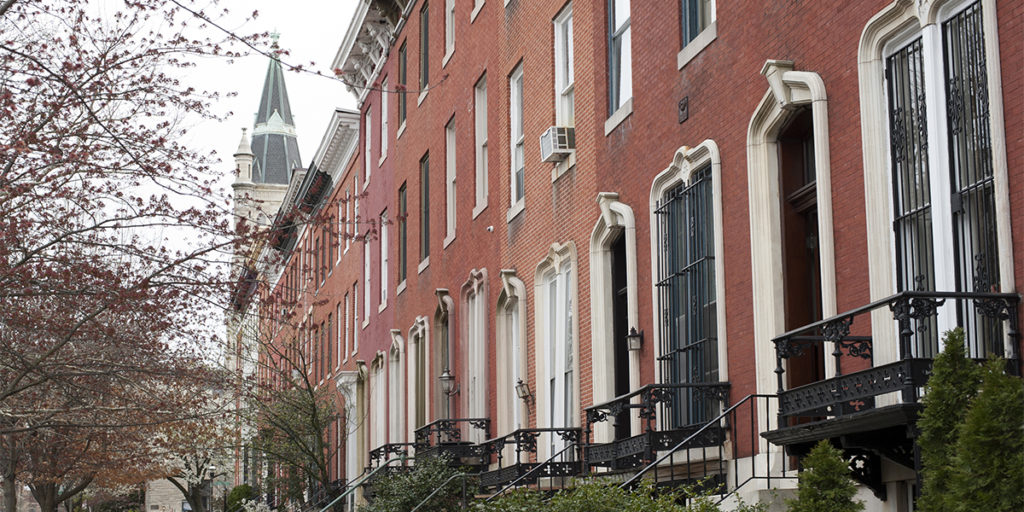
[250,35,302,185]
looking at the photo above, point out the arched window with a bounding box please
[388,330,405,442]
[496,269,528,436]
[460,270,488,443]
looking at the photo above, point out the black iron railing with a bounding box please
[773,290,1020,422]
[478,427,582,491]
[584,382,730,470]
[368,442,416,467]
[414,417,491,466]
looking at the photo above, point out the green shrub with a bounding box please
[787,440,863,512]
[359,455,468,512]
[225,485,255,512]
[917,328,982,512]
[947,358,1024,512]
[473,487,547,512]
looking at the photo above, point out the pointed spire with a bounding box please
[250,37,301,185]
[235,128,253,156]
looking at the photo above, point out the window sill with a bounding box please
[506,199,525,223]
[471,1,484,22]
[677,22,717,70]
[442,48,454,68]
[378,301,387,313]
[472,201,487,219]
[443,233,455,248]
[362,318,369,329]
[418,256,430,274]
[396,279,407,295]
[604,97,633,136]
[417,89,428,106]
[551,151,576,182]
[379,152,387,167]
[397,121,407,139]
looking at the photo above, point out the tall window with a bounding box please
[412,327,427,428]
[419,3,429,90]
[474,76,488,213]
[398,184,408,283]
[465,284,487,437]
[363,235,371,324]
[344,292,350,361]
[655,165,718,427]
[608,0,631,113]
[371,362,386,449]
[445,119,456,242]
[364,108,372,186]
[543,262,573,453]
[344,188,352,253]
[379,210,389,308]
[380,79,389,160]
[444,0,455,56]
[337,302,343,367]
[420,154,430,262]
[353,282,360,354]
[554,5,575,126]
[354,174,360,236]
[885,0,1000,357]
[388,343,404,441]
[398,42,408,125]
[327,314,333,371]
[681,0,712,46]
[509,65,524,206]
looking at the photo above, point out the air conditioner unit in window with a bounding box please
[539,126,575,162]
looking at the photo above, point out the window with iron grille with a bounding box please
[655,165,718,428]
[885,0,1000,357]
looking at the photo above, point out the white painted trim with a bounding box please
[588,193,642,441]
[677,21,717,70]
[747,62,838,408]
[471,0,485,22]
[551,151,576,182]
[443,233,456,248]
[459,269,489,442]
[506,198,525,223]
[388,329,405,443]
[648,141,729,430]
[604,97,633,136]
[418,256,430,274]
[407,316,430,441]
[397,121,407,139]
[417,89,428,106]
[495,269,529,439]
[857,0,1015,360]
[396,279,407,296]
[442,48,455,68]
[532,242,580,459]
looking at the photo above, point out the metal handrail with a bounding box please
[316,455,408,512]
[619,394,774,489]
[485,442,579,502]
[409,472,471,512]
[584,382,730,415]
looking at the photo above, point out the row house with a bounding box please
[243,0,1022,510]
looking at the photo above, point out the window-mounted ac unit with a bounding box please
[539,126,575,162]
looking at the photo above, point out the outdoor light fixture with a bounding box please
[515,378,533,403]
[439,367,459,396]
[626,327,644,351]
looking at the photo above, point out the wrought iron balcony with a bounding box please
[368,442,416,468]
[478,427,582,491]
[413,417,491,467]
[772,290,1019,423]
[583,382,730,471]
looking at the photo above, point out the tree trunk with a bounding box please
[30,482,58,512]
[3,475,17,512]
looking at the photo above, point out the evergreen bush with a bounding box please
[917,328,982,512]
[947,358,1024,512]
[359,455,467,512]
[787,440,863,512]
[225,484,254,512]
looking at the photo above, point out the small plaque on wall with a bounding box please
[678,97,689,124]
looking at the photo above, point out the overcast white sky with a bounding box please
[180,0,361,191]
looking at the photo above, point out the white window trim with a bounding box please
[418,255,430,274]
[380,79,389,165]
[508,65,524,207]
[677,20,717,69]
[473,76,489,218]
[588,193,642,441]
[397,120,407,139]
[746,62,837,400]
[363,236,371,327]
[388,330,405,442]
[532,242,579,459]
[364,109,372,190]
[353,282,360,353]
[443,0,456,66]
[343,292,350,362]
[648,141,729,427]
[336,302,343,369]
[344,188,352,254]
[460,269,488,443]
[496,269,528,439]
[506,198,525,223]
[444,119,457,247]
[554,4,575,127]
[379,211,389,312]
[604,97,633,136]
[471,0,485,22]
[407,316,430,439]
[857,0,1014,361]
[418,89,429,106]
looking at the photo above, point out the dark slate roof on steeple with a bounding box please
[255,54,295,127]
[251,45,301,185]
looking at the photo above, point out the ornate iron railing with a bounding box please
[584,382,730,470]
[368,442,416,468]
[773,290,1020,422]
[414,417,491,466]
[478,427,582,490]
